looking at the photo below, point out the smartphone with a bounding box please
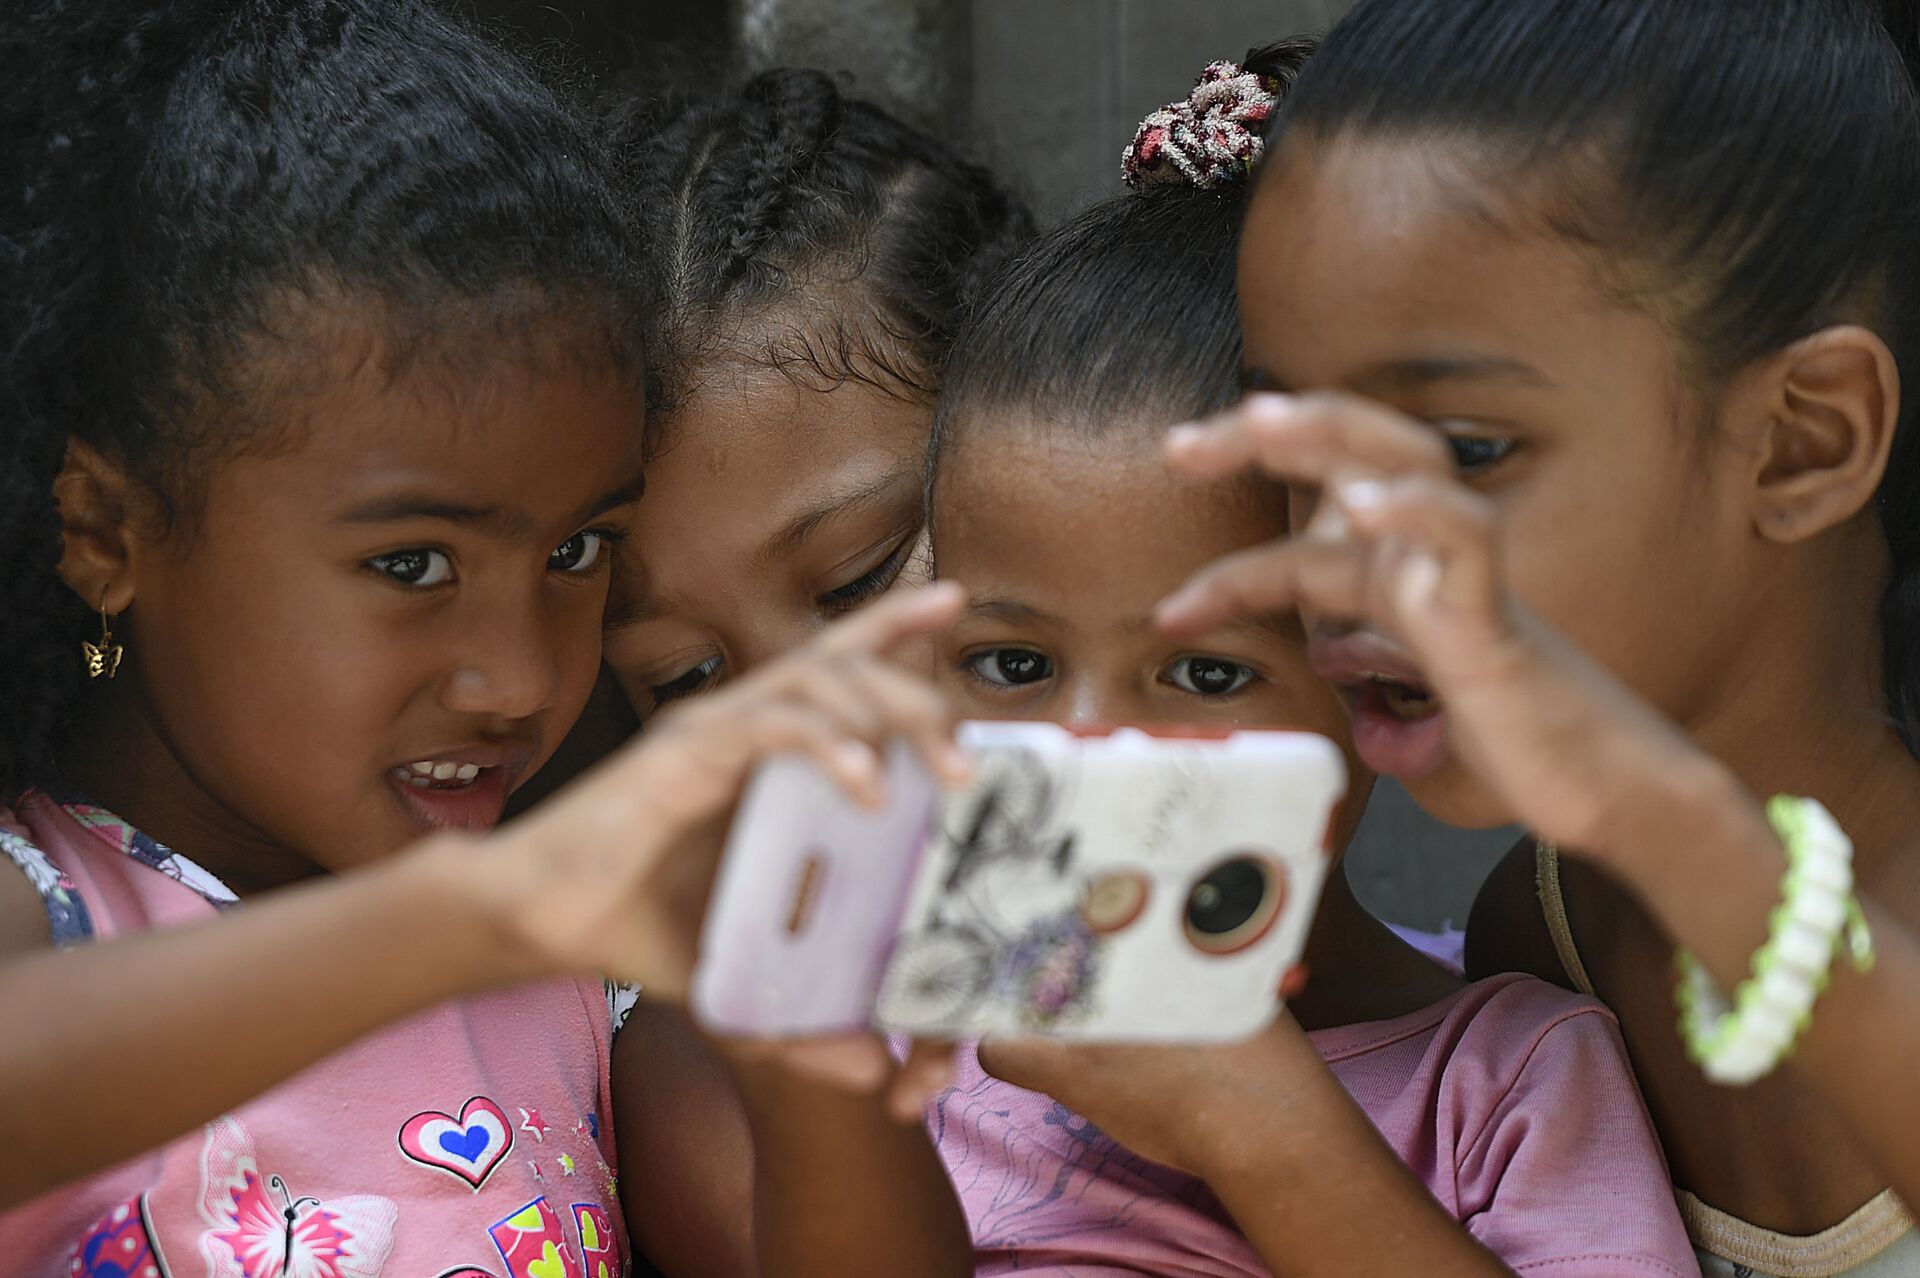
[691,722,1346,1043]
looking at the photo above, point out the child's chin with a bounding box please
[1401,766,1518,833]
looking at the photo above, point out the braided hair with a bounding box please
[609,68,1032,421]
[0,0,643,801]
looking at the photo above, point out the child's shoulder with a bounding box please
[1316,970,1612,1062]
[1314,971,1636,1140]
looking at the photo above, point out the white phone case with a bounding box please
[874,723,1343,1042]
[691,723,1345,1043]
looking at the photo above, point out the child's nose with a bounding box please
[440,610,564,721]
[1061,674,1122,731]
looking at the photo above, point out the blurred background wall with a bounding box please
[459,0,1516,933]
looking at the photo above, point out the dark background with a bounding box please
[460,0,1515,932]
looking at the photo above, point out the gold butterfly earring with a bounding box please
[82,589,123,679]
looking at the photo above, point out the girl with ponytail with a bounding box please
[1155,1,1920,1273]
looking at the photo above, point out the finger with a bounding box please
[811,580,967,661]
[736,700,889,808]
[1154,537,1375,638]
[1335,476,1501,627]
[824,657,971,787]
[1164,392,1452,486]
[886,1040,958,1121]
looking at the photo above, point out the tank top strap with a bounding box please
[1533,841,1598,997]
[1682,1188,1915,1277]
[0,820,98,945]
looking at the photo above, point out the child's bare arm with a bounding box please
[613,978,971,1278]
[1159,391,1920,1210]
[732,1064,970,1278]
[0,839,518,1208]
[614,1005,760,1277]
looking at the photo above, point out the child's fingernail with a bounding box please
[938,743,975,786]
[1338,479,1388,512]
[1399,548,1443,610]
[1245,391,1293,420]
[835,740,881,789]
[1165,424,1207,452]
[1306,504,1351,543]
[1154,591,1201,630]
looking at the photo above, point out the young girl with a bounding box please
[0,4,968,1274]
[600,67,1033,714]
[586,72,1032,1275]
[1151,2,1920,1274]
[907,46,1694,1276]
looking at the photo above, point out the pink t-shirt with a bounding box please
[930,974,1698,1277]
[0,792,626,1278]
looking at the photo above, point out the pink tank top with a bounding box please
[0,791,626,1278]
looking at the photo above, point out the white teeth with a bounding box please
[397,760,485,787]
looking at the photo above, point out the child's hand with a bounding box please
[1155,393,1739,869]
[470,583,972,998]
[974,1020,1325,1179]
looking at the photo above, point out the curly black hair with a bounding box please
[606,67,1033,424]
[0,0,645,800]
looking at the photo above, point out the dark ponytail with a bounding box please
[931,39,1315,487]
[609,68,1033,418]
[1278,0,1920,757]
[0,0,642,800]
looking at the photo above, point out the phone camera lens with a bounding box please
[1183,855,1286,955]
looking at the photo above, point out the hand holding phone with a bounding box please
[693,722,1345,1043]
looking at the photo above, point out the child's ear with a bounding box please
[52,438,141,614]
[1742,325,1898,545]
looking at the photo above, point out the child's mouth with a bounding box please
[1348,673,1449,780]
[386,756,516,833]
[1307,634,1451,781]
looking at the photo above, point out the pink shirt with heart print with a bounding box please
[0,791,625,1278]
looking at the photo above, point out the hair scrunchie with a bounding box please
[1122,60,1283,190]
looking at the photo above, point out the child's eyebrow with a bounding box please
[336,494,521,533]
[336,472,644,538]
[754,468,921,566]
[969,597,1057,626]
[1349,352,1552,391]
[577,474,647,523]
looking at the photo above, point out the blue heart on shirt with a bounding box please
[81,1235,135,1278]
[439,1125,491,1163]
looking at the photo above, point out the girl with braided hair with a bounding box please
[0,4,974,1273]
[598,68,1031,717]
[577,70,1033,1277]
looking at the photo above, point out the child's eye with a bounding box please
[1441,431,1517,475]
[818,533,918,613]
[650,654,724,709]
[368,548,453,587]
[967,647,1054,688]
[551,529,618,575]
[1163,656,1258,698]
